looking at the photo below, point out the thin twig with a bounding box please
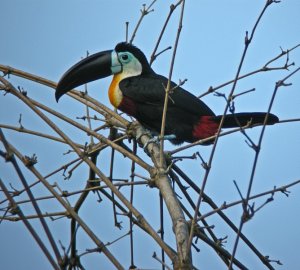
[198,179,300,221]
[150,0,183,65]
[197,43,299,98]
[129,1,157,44]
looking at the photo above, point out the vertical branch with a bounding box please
[109,147,119,227]
[129,140,137,269]
[159,192,165,270]
[134,124,191,269]
[69,152,101,268]
[159,0,185,168]
[84,52,94,145]
[125,21,129,42]
[150,1,194,267]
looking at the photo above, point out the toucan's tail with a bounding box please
[213,112,279,128]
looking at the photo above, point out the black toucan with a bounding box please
[56,42,278,145]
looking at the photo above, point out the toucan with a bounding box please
[56,42,278,145]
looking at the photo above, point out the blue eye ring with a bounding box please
[119,52,131,63]
[121,54,129,61]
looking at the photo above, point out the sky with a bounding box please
[1,1,300,269]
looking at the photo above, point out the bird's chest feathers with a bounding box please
[108,74,137,116]
[109,74,124,108]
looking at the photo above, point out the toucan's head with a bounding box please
[55,42,153,101]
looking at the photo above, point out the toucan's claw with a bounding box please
[143,134,177,150]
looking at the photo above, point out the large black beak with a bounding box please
[56,50,120,101]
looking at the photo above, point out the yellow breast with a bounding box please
[108,74,124,108]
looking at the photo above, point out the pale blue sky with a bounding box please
[1,1,300,269]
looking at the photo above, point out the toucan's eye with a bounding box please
[119,53,131,63]
[121,54,129,61]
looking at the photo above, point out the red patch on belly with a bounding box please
[118,96,137,116]
[192,116,219,140]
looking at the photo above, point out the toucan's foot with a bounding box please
[144,134,177,150]
[162,134,177,141]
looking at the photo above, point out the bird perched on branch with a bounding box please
[56,42,278,145]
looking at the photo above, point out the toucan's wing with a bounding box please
[119,74,215,116]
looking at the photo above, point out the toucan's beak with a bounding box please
[55,50,122,101]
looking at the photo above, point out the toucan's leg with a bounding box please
[144,134,177,149]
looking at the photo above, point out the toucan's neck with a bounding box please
[108,73,124,108]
